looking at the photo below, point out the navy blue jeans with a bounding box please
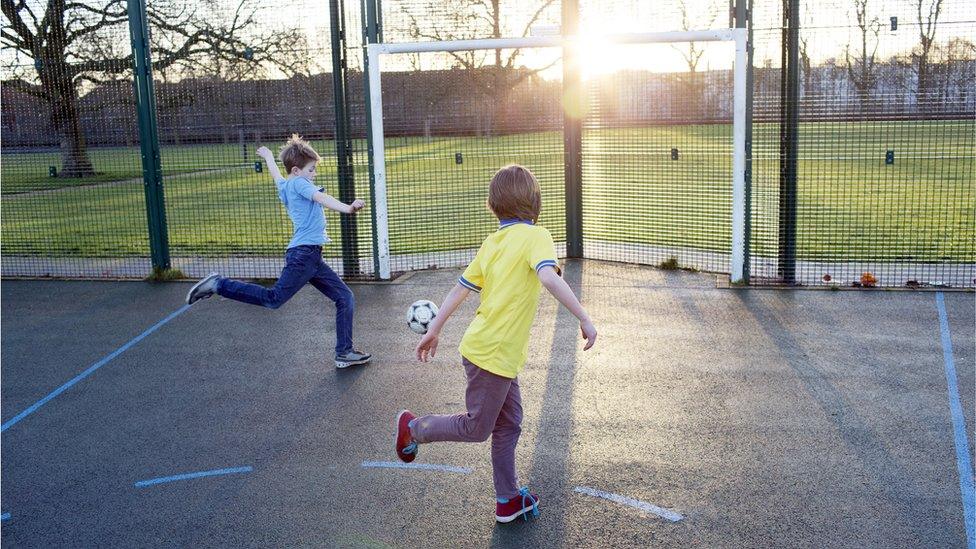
[215,245,355,355]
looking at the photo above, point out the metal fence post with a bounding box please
[362,0,382,276]
[330,0,360,277]
[562,0,583,258]
[779,0,799,283]
[736,0,754,282]
[127,0,170,271]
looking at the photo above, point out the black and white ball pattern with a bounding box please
[407,300,439,334]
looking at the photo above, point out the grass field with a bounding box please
[1,121,973,263]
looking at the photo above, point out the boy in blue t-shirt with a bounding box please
[186,134,371,369]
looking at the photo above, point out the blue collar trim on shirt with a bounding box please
[499,218,535,229]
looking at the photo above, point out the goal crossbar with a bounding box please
[367,29,748,281]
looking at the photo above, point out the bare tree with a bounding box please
[911,0,944,101]
[843,0,881,110]
[673,0,718,120]
[398,0,559,132]
[1,0,302,177]
[799,36,812,96]
[937,37,976,106]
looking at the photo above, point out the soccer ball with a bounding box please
[407,300,439,334]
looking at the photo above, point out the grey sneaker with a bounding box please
[186,273,221,305]
[335,350,371,369]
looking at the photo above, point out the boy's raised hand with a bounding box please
[415,331,439,362]
[256,146,284,182]
[350,199,366,212]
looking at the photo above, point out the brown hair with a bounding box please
[278,134,321,173]
[487,165,541,222]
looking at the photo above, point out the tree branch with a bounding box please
[1,0,36,51]
[505,0,558,68]
[1,28,28,50]
[404,9,476,70]
[508,56,559,87]
[65,0,125,43]
[70,55,131,75]
[2,77,49,99]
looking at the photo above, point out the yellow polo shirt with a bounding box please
[458,220,560,379]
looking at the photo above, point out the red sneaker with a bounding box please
[395,410,418,463]
[495,488,540,523]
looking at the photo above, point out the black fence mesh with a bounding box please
[580,41,735,273]
[374,49,566,273]
[748,0,976,288]
[1,0,151,277]
[373,1,566,273]
[146,0,375,279]
[2,0,974,288]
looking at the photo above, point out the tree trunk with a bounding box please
[855,85,871,117]
[46,74,95,178]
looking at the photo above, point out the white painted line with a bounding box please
[361,461,472,475]
[574,486,683,522]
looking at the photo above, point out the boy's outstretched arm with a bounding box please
[538,266,597,350]
[312,192,366,214]
[256,146,285,183]
[416,283,471,362]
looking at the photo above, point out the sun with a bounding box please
[573,20,696,78]
[575,20,648,79]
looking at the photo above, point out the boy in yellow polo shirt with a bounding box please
[394,165,597,523]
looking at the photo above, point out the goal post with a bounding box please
[367,29,748,282]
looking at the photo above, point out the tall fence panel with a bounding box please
[372,1,567,273]
[749,0,975,288]
[2,0,973,288]
[145,0,375,280]
[576,1,738,273]
[1,0,151,278]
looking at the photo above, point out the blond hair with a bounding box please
[487,165,541,222]
[279,134,321,173]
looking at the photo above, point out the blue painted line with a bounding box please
[361,460,472,474]
[134,466,253,488]
[1,305,191,433]
[1,512,10,521]
[936,292,975,549]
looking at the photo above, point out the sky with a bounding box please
[1,0,973,82]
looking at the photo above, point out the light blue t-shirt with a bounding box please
[276,176,330,248]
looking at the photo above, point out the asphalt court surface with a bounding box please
[1,262,973,547]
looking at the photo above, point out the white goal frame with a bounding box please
[367,29,748,282]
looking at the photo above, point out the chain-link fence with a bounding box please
[1,1,151,277]
[2,0,973,288]
[747,0,975,288]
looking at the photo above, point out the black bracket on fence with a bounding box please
[254,161,263,173]
[890,17,897,31]
[48,166,57,177]
[886,150,894,165]
[455,152,463,164]
[671,148,680,160]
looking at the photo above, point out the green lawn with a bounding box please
[1,121,973,264]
